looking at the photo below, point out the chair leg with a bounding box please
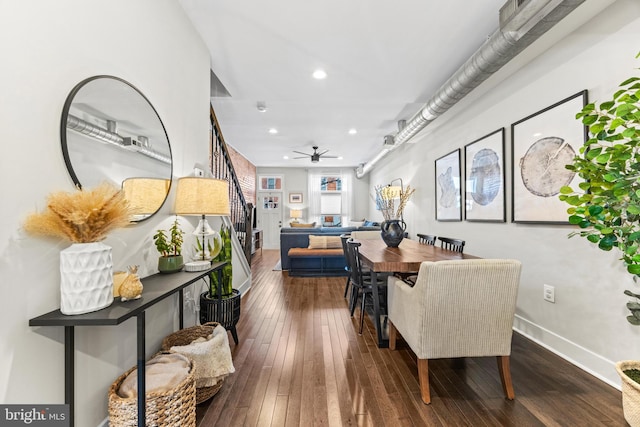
[497,355,515,400]
[388,321,397,350]
[343,276,350,298]
[358,291,366,334]
[417,358,431,404]
[349,287,359,317]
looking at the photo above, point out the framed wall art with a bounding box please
[289,193,302,203]
[464,128,505,222]
[259,175,283,191]
[435,149,462,221]
[511,90,587,223]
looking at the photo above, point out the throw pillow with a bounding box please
[308,235,342,249]
[290,222,316,228]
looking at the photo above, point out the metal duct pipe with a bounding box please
[66,114,172,165]
[357,0,585,178]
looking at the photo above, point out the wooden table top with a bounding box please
[356,238,480,273]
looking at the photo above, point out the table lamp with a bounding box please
[174,177,230,271]
[122,177,171,221]
[290,209,302,223]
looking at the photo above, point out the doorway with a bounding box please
[258,192,282,249]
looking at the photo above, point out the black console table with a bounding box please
[29,262,226,427]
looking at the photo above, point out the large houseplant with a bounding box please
[153,217,184,273]
[559,52,640,425]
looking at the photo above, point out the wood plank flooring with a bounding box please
[197,250,625,426]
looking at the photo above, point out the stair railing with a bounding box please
[209,104,254,264]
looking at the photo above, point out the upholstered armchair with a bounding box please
[388,259,522,404]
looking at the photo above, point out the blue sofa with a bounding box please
[280,225,381,276]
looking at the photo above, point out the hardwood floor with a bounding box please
[197,250,624,426]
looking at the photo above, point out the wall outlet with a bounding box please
[543,284,555,303]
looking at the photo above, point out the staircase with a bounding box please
[209,104,254,264]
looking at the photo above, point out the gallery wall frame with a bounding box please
[259,175,283,191]
[289,193,302,203]
[464,128,506,222]
[511,90,588,224]
[435,148,462,221]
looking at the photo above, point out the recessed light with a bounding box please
[348,128,357,135]
[338,156,343,160]
[533,132,542,137]
[268,128,278,134]
[283,155,289,160]
[257,101,267,112]
[312,69,327,80]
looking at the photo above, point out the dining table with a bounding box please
[356,237,480,348]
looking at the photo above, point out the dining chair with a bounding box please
[346,238,387,334]
[438,236,465,253]
[417,234,437,245]
[340,234,352,298]
[387,259,522,404]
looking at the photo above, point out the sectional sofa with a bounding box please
[280,225,381,276]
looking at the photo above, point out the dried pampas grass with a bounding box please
[24,182,132,243]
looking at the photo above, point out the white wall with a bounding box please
[256,166,371,227]
[0,1,215,425]
[369,0,640,387]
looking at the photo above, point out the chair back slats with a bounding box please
[416,234,437,245]
[346,238,365,286]
[438,237,465,253]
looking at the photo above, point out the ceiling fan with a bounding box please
[292,145,338,163]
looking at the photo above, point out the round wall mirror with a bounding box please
[61,76,173,221]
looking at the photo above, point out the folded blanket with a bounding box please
[171,325,235,387]
[118,353,191,398]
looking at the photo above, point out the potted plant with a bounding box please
[23,182,132,314]
[200,224,240,344]
[153,217,184,273]
[374,184,415,247]
[559,52,640,425]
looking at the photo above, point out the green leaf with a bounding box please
[586,147,603,160]
[629,264,640,275]
[588,205,604,216]
[630,231,640,241]
[600,100,615,110]
[582,115,598,125]
[627,315,640,325]
[596,153,612,164]
[623,127,638,138]
[617,103,635,117]
[621,77,640,86]
[587,234,600,243]
[559,186,573,195]
[590,123,605,134]
[568,215,583,225]
[599,234,617,250]
[628,205,640,215]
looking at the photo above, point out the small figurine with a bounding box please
[119,265,143,301]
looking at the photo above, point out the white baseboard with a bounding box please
[513,315,620,390]
[96,416,108,427]
[236,276,251,296]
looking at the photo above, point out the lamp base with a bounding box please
[184,260,211,272]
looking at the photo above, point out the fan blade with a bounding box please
[292,156,308,159]
[320,155,339,159]
[318,150,329,156]
[293,150,311,156]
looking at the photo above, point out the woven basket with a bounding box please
[617,360,640,427]
[161,322,225,404]
[108,352,196,427]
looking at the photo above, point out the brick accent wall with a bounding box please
[226,144,256,205]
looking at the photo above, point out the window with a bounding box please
[308,172,351,226]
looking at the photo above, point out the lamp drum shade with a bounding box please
[174,177,230,216]
[122,177,171,217]
[290,209,302,219]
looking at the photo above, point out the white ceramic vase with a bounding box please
[59,242,114,315]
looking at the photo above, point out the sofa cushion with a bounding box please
[308,235,342,249]
[288,248,344,257]
[290,222,316,228]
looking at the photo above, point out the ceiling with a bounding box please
[178,0,509,168]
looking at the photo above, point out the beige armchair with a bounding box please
[388,259,522,404]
